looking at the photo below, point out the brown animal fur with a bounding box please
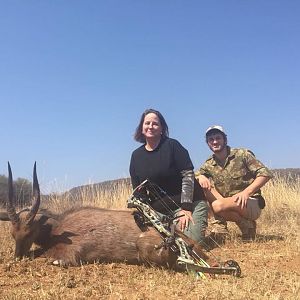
[0,163,177,268]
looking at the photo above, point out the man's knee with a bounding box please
[211,200,225,214]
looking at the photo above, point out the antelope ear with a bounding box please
[0,212,10,221]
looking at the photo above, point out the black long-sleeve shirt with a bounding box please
[129,137,205,213]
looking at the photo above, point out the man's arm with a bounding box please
[196,174,212,190]
[234,150,273,209]
[200,183,224,203]
[244,176,271,197]
[195,162,212,190]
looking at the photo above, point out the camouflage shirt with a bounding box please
[195,147,273,197]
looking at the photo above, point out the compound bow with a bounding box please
[127,179,241,278]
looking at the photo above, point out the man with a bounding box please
[196,125,273,241]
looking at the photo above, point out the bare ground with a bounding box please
[0,221,299,300]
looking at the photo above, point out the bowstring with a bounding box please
[144,180,182,219]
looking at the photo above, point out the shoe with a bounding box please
[204,218,229,247]
[236,219,256,242]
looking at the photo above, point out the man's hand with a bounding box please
[233,190,251,210]
[197,175,211,190]
[233,176,270,210]
[177,210,194,231]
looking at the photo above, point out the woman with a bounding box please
[129,108,208,244]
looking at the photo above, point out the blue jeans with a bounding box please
[157,200,208,244]
[177,200,208,244]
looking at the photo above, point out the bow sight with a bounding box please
[127,179,241,278]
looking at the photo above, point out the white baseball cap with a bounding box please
[205,125,226,135]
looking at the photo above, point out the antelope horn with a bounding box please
[7,162,20,224]
[25,162,40,224]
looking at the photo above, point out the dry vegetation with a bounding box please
[0,175,299,299]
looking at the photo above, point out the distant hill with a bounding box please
[66,168,300,196]
[271,168,300,178]
[67,177,131,198]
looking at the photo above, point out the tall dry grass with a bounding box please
[259,174,300,246]
[0,174,299,299]
[44,179,132,213]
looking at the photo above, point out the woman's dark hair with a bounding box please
[134,108,169,143]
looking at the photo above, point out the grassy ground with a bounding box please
[0,175,299,299]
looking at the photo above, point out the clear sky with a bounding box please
[1,1,299,193]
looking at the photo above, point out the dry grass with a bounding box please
[0,175,299,299]
[261,174,300,236]
[44,180,132,213]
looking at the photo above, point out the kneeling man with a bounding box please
[196,125,273,241]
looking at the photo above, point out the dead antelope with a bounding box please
[0,163,177,267]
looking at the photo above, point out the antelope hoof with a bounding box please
[52,259,65,267]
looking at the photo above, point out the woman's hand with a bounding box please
[197,175,211,190]
[177,209,194,231]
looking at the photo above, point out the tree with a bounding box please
[0,175,32,208]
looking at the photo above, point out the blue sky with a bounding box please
[1,1,299,193]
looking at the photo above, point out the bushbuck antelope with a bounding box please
[0,163,177,267]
